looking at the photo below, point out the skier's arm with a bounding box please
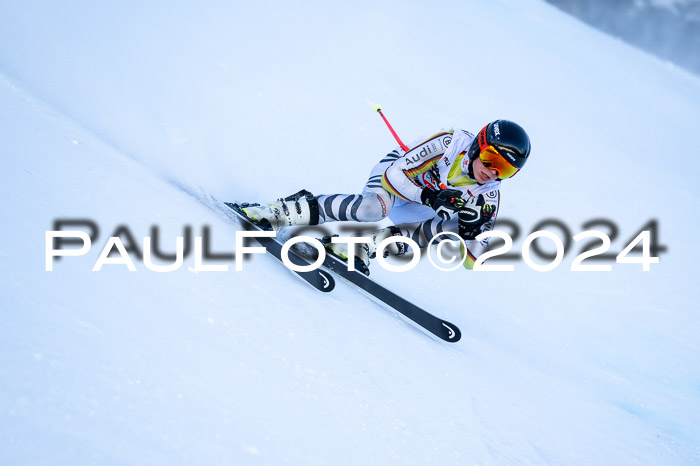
[460,194,499,270]
[381,132,453,203]
[391,192,499,270]
[381,155,441,202]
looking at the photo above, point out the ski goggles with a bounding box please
[479,145,520,179]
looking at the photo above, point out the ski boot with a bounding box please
[240,189,320,231]
[323,226,406,276]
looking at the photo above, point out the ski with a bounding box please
[216,197,459,342]
[319,252,462,343]
[222,202,335,293]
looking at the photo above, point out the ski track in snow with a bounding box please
[1,1,700,464]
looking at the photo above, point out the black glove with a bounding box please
[421,188,466,220]
[458,195,496,240]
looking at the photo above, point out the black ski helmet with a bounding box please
[467,120,531,176]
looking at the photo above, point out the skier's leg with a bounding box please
[316,150,398,223]
[325,211,458,275]
[316,189,393,223]
[393,217,450,249]
[240,189,321,231]
[319,153,408,273]
[241,151,398,231]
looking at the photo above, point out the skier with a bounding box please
[240,119,531,274]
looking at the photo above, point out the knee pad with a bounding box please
[355,191,392,221]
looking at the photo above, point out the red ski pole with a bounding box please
[374,104,409,152]
[374,104,452,191]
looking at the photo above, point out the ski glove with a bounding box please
[421,188,466,220]
[458,194,496,240]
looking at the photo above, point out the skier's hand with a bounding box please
[458,195,496,240]
[421,188,466,220]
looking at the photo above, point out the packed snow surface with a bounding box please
[1,0,699,464]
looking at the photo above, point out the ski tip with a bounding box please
[317,270,335,292]
[440,321,461,342]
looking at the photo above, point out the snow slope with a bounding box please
[1,0,699,464]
